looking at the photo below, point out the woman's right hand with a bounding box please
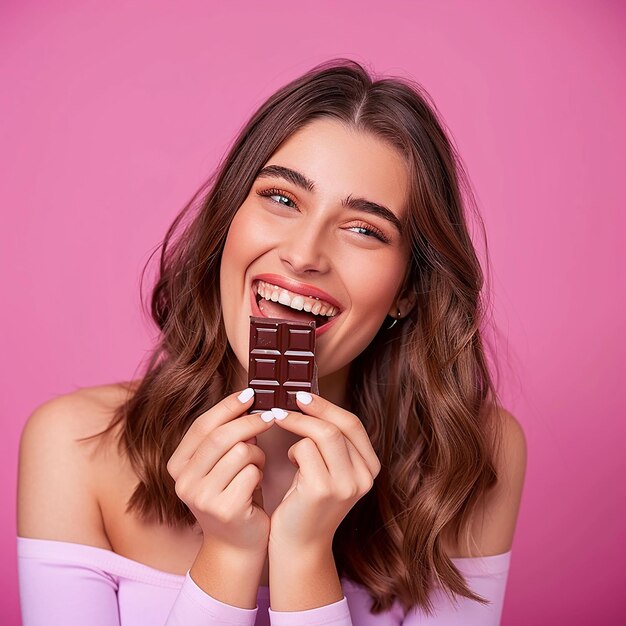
[166,388,275,557]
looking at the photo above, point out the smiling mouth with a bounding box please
[253,291,336,328]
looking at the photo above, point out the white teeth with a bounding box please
[290,295,305,310]
[278,290,291,306]
[255,280,338,317]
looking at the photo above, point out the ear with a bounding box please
[388,266,418,319]
[397,290,417,317]
[388,290,416,319]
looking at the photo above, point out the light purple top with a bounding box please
[17,536,511,625]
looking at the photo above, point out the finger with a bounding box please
[202,411,274,461]
[343,437,376,492]
[221,463,264,515]
[276,412,354,480]
[289,436,371,500]
[167,389,270,478]
[185,434,266,487]
[252,480,264,511]
[293,392,381,476]
[288,437,331,484]
[167,388,255,475]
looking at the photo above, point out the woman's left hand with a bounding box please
[268,391,382,551]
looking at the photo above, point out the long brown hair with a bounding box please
[78,58,505,617]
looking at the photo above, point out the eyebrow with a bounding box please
[255,164,403,234]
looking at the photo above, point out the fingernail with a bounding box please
[271,407,288,420]
[238,387,255,402]
[260,410,275,423]
[296,391,312,405]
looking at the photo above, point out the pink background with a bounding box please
[2,1,625,624]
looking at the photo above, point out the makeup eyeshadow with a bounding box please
[247,315,318,413]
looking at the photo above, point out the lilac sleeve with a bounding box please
[401,551,512,625]
[17,541,122,626]
[17,537,258,626]
[264,551,511,625]
[165,571,258,625]
[17,537,509,625]
[268,596,352,625]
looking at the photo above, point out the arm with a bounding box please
[186,537,265,610]
[401,551,512,625]
[403,408,526,625]
[452,408,527,557]
[16,393,123,625]
[16,393,259,625]
[256,391,383,625]
[267,541,352,625]
[17,538,122,626]
[17,537,260,626]
[166,538,264,624]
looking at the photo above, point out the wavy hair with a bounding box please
[78,58,505,617]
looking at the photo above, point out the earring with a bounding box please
[386,307,401,329]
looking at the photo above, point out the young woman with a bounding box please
[17,58,527,625]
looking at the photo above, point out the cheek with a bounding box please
[224,204,278,262]
[349,260,403,315]
[222,210,263,274]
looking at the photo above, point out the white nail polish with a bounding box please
[271,407,288,420]
[238,387,254,403]
[296,391,312,404]
[260,411,275,423]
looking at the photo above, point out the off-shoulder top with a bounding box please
[17,536,511,625]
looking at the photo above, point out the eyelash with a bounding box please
[255,187,391,244]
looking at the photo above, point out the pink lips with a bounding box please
[249,283,341,338]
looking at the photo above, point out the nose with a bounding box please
[278,222,331,275]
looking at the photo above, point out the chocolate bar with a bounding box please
[247,315,319,413]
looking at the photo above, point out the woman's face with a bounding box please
[220,117,411,381]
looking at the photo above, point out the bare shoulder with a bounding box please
[17,381,139,548]
[474,406,527,554]
[493,406,528,474]
[488,406,527,504]
[444,406,528,558]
